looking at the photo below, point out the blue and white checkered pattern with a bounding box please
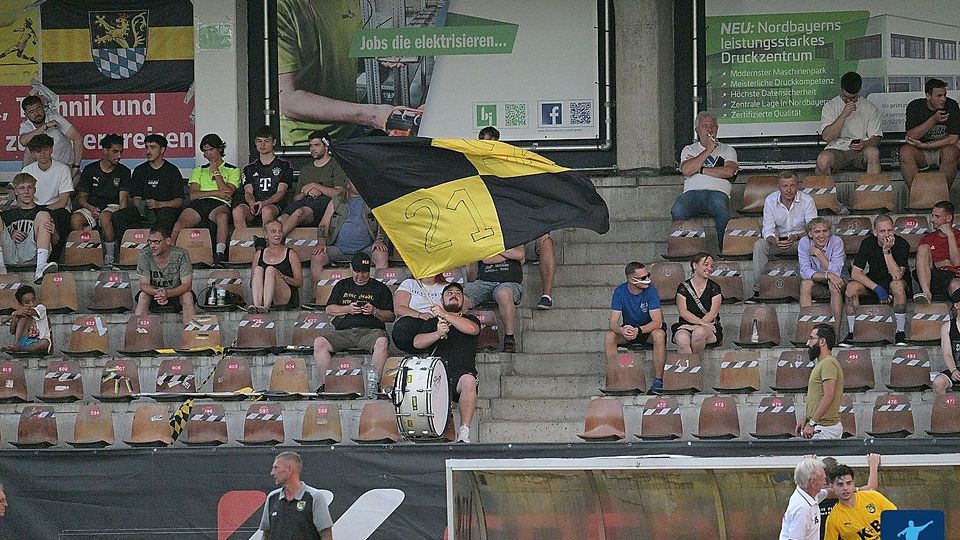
[92,47,146,79]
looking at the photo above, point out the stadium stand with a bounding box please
[577,397,625,442]
[866,394,914,438]
[124,403,174,447]
[237,402,285,446]
[750,396,797,439]
[908,172,949,211]
[295,402,343,445]
[599,351,646,395]
[851,173,894,212]
[353,401,400,444]
[11,405,58,449]
[88,271,135,312]
[637,396,682,440]
[68,404,114,448]
[93,359,141,401]
[800,175,840,214]
[692,396,739,439]
[665,220,707,260]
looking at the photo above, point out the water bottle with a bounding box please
[750,319,759,343]
[365,364,380,399]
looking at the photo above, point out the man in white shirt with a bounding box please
[21,134,74,261]
[750,171,817,299]
[815,72,883,176]
[779,456,827,540]
[18,95,84,182]
[672,110,739,250]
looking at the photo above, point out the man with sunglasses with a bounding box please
[604,261,668,394]
[815,72,882,177]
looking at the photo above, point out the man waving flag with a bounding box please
[331,137,609,278]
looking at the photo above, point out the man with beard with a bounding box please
[797,323,844,440]
[278,131,347,236]
[413,282,481,443]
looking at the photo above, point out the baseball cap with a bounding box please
[351,252,372,272]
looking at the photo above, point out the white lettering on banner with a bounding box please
[50,93,158,118]
[80,130,194,151]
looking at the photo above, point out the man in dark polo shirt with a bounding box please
[259,451,334,540]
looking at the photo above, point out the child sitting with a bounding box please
[2,285,51,354]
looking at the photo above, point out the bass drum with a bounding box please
[393,356,449,439]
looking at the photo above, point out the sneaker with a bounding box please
[648,377,663,395]
[895,331,907,347]
[502,335,516,353]
[744,293,761,304]
[253,236,267,251]
[34,261,57,285]
[837,332,855,348]
[536,295,553,310]
[315,384,325,394]
[913,292,931,304]
[456,425,471,443]
[214,252,227,266]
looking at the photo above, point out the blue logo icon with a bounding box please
[541,103,562,125]
[880,510,944,540]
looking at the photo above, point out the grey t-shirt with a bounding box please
[136,246,192,289]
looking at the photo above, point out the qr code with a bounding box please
[504,103,527,127]
[570,101,593,125]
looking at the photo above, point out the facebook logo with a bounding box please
[541,103,562,125]
[880,510,944,540]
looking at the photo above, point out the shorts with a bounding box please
[938,370,956,389]
[447,369,478,403]
[135,290,186,313]
[282,196,329,226]
[325,244,374,263]
[914,267,960,300]
[523,233,551,262]
[0,227,38,265]
[74,204,120,229]
[620,324,667,347]
[670,322,723,346]
[921,148,945,169]
[854,278,911,303]
[316,327,386,352]
[811,422,843,440]
[18,336,40,349]
[187,198,228,227]
[464,280,522,305]
[820,148,869,171]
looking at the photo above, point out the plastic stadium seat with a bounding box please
[227,227,264,267]
[836,217,872,256]
[312,268,349,307]
[577,398,626,441]
[713,351,760,393]
[118,228,149,268]
[733,305,781,347]
[352,401,399,444]
[269,357,311,395]
[124,403,173,447]
[836,349,875,392]
[62,230,103,269]
[692,396,740,439]
[238,402,285,446]
[285,227,320,264]
[295,402,343,445]
[176,228,214,268]
[471,309,501,352]
[758,261,800,302]
[887,348,932,392]
[866,394,914,438]
[926,394,960,437]
[792,305,835,346]
[118,314,164,356]
[599,351,646,395]
[894,215,930,254]
[182,402,228,446]
[11,405,58,449]
[839,395,857,438]
[155,358,197,397]
[649,262,685,304]
[39,272,78,313]
[442,268,466,284]
[179,315,222,354]
[710,261,744,303]
[61,315,110,357]
[721,218,761,258]
[291,312,333,348]
[750,396,797,439]
[801,175,840,214]
[68,404,114,448]
[665,220,707,260]
[37,359,83,402]
[200,270,245,311]
[0,274,23,314]
[211,357,253,394]
[662,352,703,394]
[637,396,682,440]
[322,356,363,398]
[89,271,135,313]
[909,304,950,344]
[851,173,894,212]
[231,313,278,354]
[908,171,949,211]
[93,358,141,402]
[852,305,894,345]
[379,356,403,395]
[741,175,778,215]
[770,350,815,393]
[376,266,412,293]
[0,360,28,403]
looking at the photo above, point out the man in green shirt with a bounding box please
[799,323,845,440]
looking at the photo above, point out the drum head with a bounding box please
[428,358,449,436]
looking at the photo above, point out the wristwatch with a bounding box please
[807,419,817,427]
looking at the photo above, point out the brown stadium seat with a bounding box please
[662,352,703,394]
[710,260,744,303]
[62,230,103,269]
[733,304,781,347]
[665,220,707,260]
[758,260,800,302]
[750,396,798,439]
[295,402,343,445]
[285,227,320,264]
[200,270,245,311]
[231,313,278,354]
[692,396,740,439]
[577,398,626,441]
[89,271,134,312]
[11,405,58,449]
[852,173,894,212]
[322,356,364,398]
[124,403,174,447]
[801,175,840,214]
[352,401,400,443]
[39,272,78,313]
[61,315,110,357]
[37,359,83,402]
[312,268,349,307]
[740,175,778,215]
[0,274,23,314]
[377,266,412,293]
[649,262,685,304]
[155,358,198,398]
[471,309,502,352]
[209,357,253,396]
[770,350,815,393]
[866,394,914,438]
[721,217,761,258]
[442,268,466,284]
[182,402,228,446]
[118,228,150,268]
[894,216,930,254]
[118,314,164,356]
[226,227,264,267]
[839,395,857,438]
[176,228,214,268]
[908,171,949,210]
[178,315,222,354]
[0,360,29,403]
[270,357,311,395]
[713,351,760,393]
[836,349,875,392]
[68,404,115,448]
[792,305,835,346]
[637,396,683,440]
[836,217,872,256]
[238,402,285,446]
[887,348,932,392]
[291,311,333,348]
[93,358,141,402]
[926,394,960,437]
[600,351,646,395]
[379,356,403,395]
[909,303,950,344]
[852,305,894,345]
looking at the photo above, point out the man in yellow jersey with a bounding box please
[823,464,896,539]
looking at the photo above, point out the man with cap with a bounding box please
[312,252,394,393]
[259,451,334,539]
[413,282,481,443]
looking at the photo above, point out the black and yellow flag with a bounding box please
[169,398,193,441]
[331,137,609,278]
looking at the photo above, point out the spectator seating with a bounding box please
[577,398,626,441]
[866,394,913,438]
[740,175,778,215]
[285,227,319,264]
[295,402,343,444]
[291,311,331,348]
[237,402,285,446]
[118,228,149,268]
[231,313,278,354]
[269,357,311,395]
[649,262,684,304]
[377,266,412,293]
[312,268,349,307]
[0,274,22,314]
[200,270,245,311]
[0,360,28,403]
[353,401,399,443]
[154,358,197,398]
[179,315,222,354]
[62,230,103,270]
[836,349,876,392]
[909,304,950,344]
[182,402,228,446]
[62,314,110,357]
[926,394,960,437]
[792,305,835,346]
[692,396,739,439]
[599,351,645,395]
[472,309,502,352]
[851,305,894,345]
[887,348,932,392]
[322,356,364,398]
[37,359,83,402]
[662,352,703,394]
[637,396,682,440]
[836,217,871,255]
[93,359,141,401]
[801,175,840,214]
[851,173,894,212]
[770,350,814,393]
[839,395,857,438]
[713,351,759,393]
[39,272,78,313]
[124,403,173,447]
[379,356,402,395]
[758,261,800,302]
[11,405,58,449]
[211,357,253,394]
[665,220,707,260]
[176,228,214,268]
[710,261,744,303]
[894,215,929,254]
[89,271,134,313]
[68,404,114,448]
[908,172,949,211]
[733,305,781,347]
[721,218,761,258]
[118,314,165,355]
[227,227,263,267]
[750,396,797,439]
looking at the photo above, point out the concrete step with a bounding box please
[488,398,591,422]
[478,419,584,443]
[554,264,625,287]
[524,308,609,331]
[560,241,665,265]
[500,374,605,398]
[546,286,619,309]
[510,353,605,376]
[522,329,604,354]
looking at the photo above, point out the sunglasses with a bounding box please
[629,275,652,284]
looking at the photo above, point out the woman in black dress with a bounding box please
[673,252,723,354]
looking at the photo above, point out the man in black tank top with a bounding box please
[463,245,524,353]
[934,288,960,394]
